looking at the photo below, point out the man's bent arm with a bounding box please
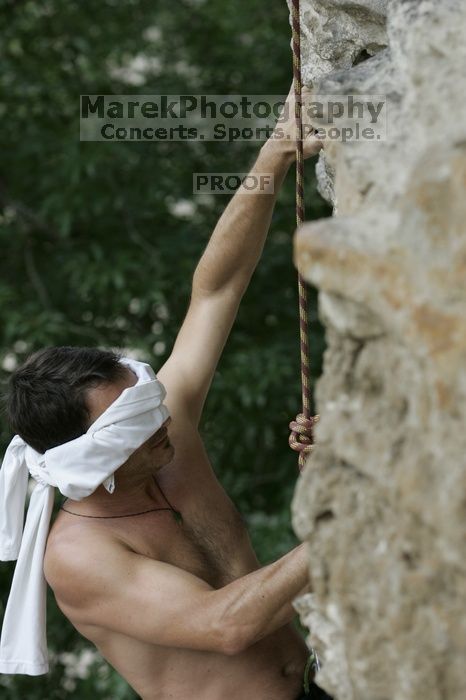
[214,542,310,652]
[54,538,310,656]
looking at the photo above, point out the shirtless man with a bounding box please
[10,90,331,699]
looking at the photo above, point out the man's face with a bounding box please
[85,368,174,480]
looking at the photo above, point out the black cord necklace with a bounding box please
[59,475,183,524]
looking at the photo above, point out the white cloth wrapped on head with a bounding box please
[0,357,169,675]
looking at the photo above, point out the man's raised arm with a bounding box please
[159,89,323,424]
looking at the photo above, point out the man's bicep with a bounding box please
[56,543,227,653]
[159,289,240,424]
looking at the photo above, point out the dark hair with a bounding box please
[5,346,128,453]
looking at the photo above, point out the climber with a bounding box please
[0,87,332,700]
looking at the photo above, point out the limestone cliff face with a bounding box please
[289,2,466,699]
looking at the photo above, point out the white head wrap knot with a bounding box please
[0,357,169,675]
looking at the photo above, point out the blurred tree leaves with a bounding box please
[0,0,329,696]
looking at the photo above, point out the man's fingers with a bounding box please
[303,129,325,157]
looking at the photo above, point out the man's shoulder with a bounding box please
[44,516,126,597]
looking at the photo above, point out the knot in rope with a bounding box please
[288,413,319,466]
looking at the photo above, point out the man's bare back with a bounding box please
[44,422,309,700]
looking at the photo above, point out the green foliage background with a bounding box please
[0,0,329,696]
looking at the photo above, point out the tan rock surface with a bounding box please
[289,1,466,698]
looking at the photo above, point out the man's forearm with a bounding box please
[264,581,311,637]
[212,542,309,652]
[192,142,293,297]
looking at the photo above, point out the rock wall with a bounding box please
[289,2,466,699]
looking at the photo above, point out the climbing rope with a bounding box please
[288,3,322,681]
[289,0,320,471]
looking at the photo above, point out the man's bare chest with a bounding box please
[126,495,250,586]
[64,474,253,590]
[150,456,259,586]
